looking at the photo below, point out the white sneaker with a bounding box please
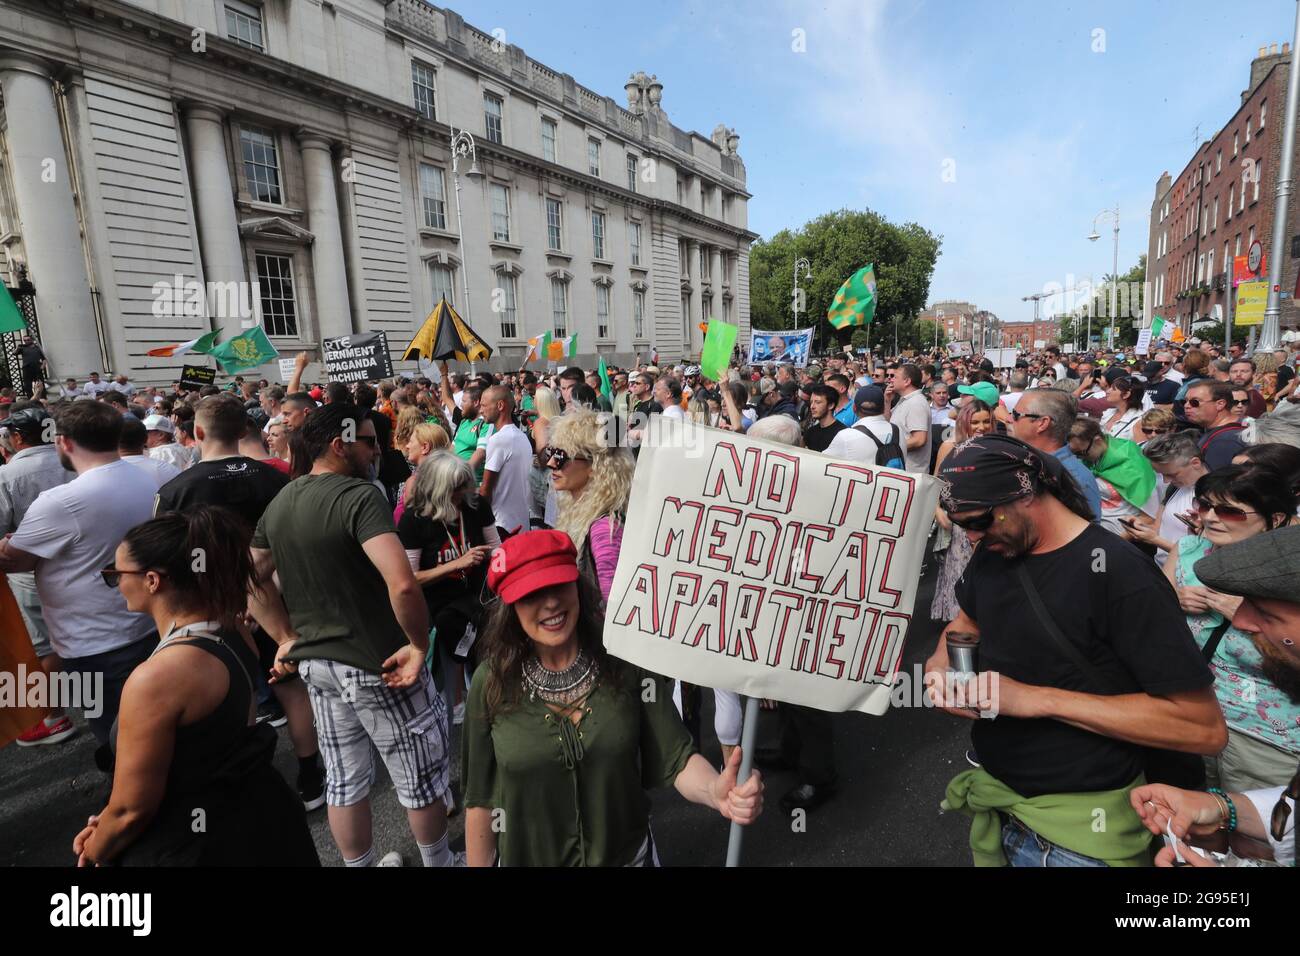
[453,702,465,725]
[379,851,403,867]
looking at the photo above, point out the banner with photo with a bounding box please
[748,328,814,368]
[603,419,939,715]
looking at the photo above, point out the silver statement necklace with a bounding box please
[523,648,595,705]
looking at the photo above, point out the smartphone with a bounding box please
[1176,512,1199,531]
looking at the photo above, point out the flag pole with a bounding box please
[723,695,760,867]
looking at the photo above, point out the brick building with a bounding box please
[998,320,1057,349]
[918,300,976,343]
[1145,43,1300,335]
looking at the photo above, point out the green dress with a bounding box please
[462,663,695,866]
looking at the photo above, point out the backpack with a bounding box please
[854,423,905,470]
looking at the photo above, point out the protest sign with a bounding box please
[984,348,1020,368]
[603,419,939,715]
[278,358,297,384]
[180,364,216,389]
[748,328,813,367]
[323,330,394,383]
[1135,329,1153,355]
[946,341,973,358]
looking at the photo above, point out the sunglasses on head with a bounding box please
[544,446,589,469]
[949,509,996,531]
[1194,497,1258,522]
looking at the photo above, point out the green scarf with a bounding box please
[1090,436,1157,509]
[942,767,1151,867]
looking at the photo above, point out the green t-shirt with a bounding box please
[462,663,695,866]
[252,473,406,673]
[521,394,535,412]
[453,417,493,480]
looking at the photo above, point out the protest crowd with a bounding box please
[0,332,1296,869]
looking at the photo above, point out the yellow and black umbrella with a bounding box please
[403,297,493,363]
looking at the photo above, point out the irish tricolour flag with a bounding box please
[546,332,578,362]
[147,329,220,358]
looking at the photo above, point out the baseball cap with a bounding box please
[142,413,175,434]
[805,363,823,379]
[1141,361,1163,380]
[758,378,776,396]
[956,382,1000,408]
[487,529,579,604]
[853,384,885,409]
[0,405,52,434]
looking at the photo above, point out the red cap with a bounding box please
[487,529,579,603]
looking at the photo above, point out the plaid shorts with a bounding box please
[298,658,450,810]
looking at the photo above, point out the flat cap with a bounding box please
[1193,525,1300,603]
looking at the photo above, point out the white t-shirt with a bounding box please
[1154,483,1195,567]
[824,415,895,463]
[122,453,182,487]
[10,459,158,658]
[483,423,534,535]
[1001,390,1026,414]
[892,390,932,473]
[661,404,686,421]
[149,442,193,473]
[107,380,135,396]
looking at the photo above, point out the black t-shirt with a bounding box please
[954,523,1211,798]
[803,419,847,452]
[1149,379,1179,405]
[1276,364,1294,392]
[396,497,495,610]
[19,343,44,372]
[155,456,288,531]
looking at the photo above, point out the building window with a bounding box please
[1261,99,1267,129]
[1207,249,1214,282]
[255,253,297,336]
[1241,175,1247,212]
[681,294,690,340]
[551,279,568,337]
[1249,226,1255,250]
[630,222,642,265]
[545,197,563,250]
[1216,149,1222,174]
[1202,205,1208,237]
[591,211,605,259]
[1235,233,1242,256]
[587,138,600,177]
[723,297,731,324]
[239,126,281,204]
[430,263,455,306]
[541,118,557,163]
[484,93,504,144]
[702,293,712,323]
[596,284,610,339]
[497,272,518,339]
[1228,184,1234,218]
[418,164,447,230]
[1212,196,1218,229]
[490,183,511,241]
[1233,131,1238,157]
[633,290,645,338]
[627,153,638,191]
[1254,160,1263,202]
[225,1,264,51]
[411,62,437,120]
[1246,118,1252,143]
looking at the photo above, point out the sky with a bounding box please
[452,0,1298,323]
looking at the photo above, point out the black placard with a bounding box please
[322,331,394,384]
[180,364,216,389]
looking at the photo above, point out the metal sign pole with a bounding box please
[723,696,761,867]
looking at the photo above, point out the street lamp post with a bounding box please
[448,127,483,331]
[1090,205,1120,351]
[792,256,811,332]
[1262,1,1300,349]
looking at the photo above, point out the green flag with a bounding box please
[1151,315,1165,339]
[700,318,739,383]
[827,264,878,330]
[597,356,612,400]
[209,325,279,373]
[0,284,26,334]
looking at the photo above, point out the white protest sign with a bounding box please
[603,418,939,715]
[278,358,297,384]
[418,357,443,384]
[1135,329,1153,355]
[985,348,1021,368]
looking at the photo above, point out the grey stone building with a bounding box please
[0,0,755,385]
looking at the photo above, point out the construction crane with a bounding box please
[1023,284,1091,350]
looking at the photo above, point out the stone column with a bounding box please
[182,102,248,339]
[0,51,100,378]
[297,130,353,340]
[710,247,723,300]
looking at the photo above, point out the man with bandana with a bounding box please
[923,434,1227,866]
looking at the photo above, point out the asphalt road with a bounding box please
[0,566,973,867]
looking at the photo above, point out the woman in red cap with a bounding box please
[462,529,763,866]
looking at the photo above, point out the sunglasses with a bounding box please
[1271,765,1298,842]
[1194,498,1258,522]
[1011,410,1045,422]
[1186,398,1220,408]
[101,567,164,588]
[544,446,590,469]
[1145,426,1175,435]
[949,509,996,531]
[1231,397,1249,406]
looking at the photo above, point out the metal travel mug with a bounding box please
[945,632,979,676]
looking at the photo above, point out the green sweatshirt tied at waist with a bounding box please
[942,767,1151,867]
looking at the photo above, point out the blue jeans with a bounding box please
[1000,816,1109,868]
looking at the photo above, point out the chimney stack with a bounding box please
[1270,42,1279,55]
[1285,42,1291,54]
[1260,45,1268,57]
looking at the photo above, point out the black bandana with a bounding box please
[937,434,1073,513]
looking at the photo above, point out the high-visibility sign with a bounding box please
[1234,253,1266,288]
[1235,280,1268,326]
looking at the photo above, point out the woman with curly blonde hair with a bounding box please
[545,407,634,603]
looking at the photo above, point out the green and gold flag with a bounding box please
[827,264,877,330]
[0,284,26,334]
[209,325,279,373]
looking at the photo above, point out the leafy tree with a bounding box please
[749,209,942,352]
